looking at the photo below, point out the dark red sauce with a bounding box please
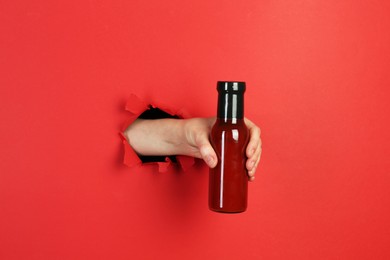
[209,119,249,213]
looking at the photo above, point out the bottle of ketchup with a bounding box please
[209,81,249,213]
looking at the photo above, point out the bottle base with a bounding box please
[209,207,246,214]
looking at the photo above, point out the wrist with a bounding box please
[163,119,187,152]
[180,118,205,158]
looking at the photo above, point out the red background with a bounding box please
[1,0,390,259]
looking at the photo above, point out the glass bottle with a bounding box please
[209,81,249,213]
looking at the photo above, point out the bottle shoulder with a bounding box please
[210,120,249,146]
[212,119,248,130]
[211,120,249,139]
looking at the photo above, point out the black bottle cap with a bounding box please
[217,81,246,93]
[216,81,246,120]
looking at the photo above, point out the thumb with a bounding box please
[195,132,218,168]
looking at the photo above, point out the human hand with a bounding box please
[182,117,262,181]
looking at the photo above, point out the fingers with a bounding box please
[247,144,261,181]
[245,118,262,181]
[195,132,218,168]
[188,117,261,177]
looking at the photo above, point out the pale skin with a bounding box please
[124,117,262,181]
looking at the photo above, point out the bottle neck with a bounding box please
[217,92,244,122]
